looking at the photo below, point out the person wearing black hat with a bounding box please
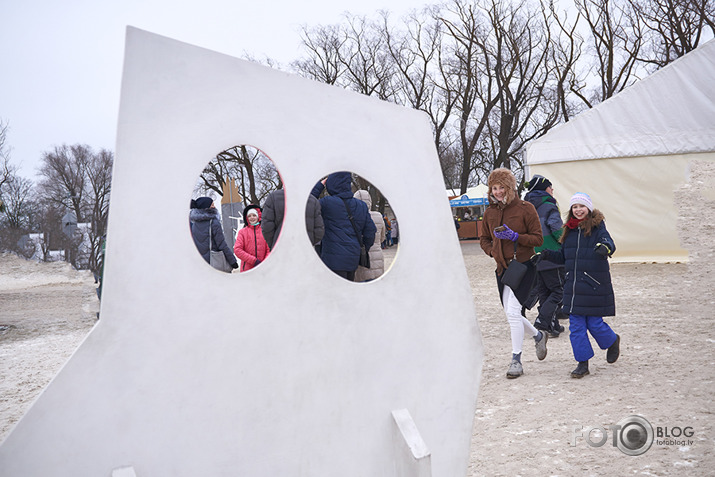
[233,204,270,272]
[189,197,239,271]
[524,175,566,337]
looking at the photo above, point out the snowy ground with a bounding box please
[0,161,713,475]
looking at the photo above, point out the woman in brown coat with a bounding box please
[480,168,548,379]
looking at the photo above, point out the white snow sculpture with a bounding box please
[0,27,482,476]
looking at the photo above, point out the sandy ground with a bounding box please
[0,256,100,441]
[0,161,713,475]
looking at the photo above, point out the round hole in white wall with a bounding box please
[307,171,399,282]
[189,144,283,273]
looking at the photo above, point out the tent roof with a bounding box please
[527,40,715,165]
[447,184,489,200]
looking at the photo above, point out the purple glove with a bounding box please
[494,224,519,242]
[254,258,262,266]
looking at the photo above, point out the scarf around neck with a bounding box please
[566,217,583,229]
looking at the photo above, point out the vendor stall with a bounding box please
[449,194,488,240]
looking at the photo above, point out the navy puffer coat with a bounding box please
[311,172,376,272]
[544,210,616,317]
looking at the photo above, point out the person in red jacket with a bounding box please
[234,204,270,272]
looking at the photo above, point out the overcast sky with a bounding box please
[2,0,429,180]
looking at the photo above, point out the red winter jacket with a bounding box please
[234,208,270,272]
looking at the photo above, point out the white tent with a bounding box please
[527,40,715,262]
[446,184,489,199]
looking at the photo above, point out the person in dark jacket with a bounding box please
[261,189,325,249]
[189,197,238,271]
[480,168,548,379]
[538,192,621,378]
[524,175,566,337]
[311,172,376,281]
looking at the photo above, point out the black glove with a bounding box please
[231,262,239,269]
[530,252,543,265]
[254,259,262,266]
[594,243,611,257]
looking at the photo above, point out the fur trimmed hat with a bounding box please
[569,192,593,212]
[487,168,518,205]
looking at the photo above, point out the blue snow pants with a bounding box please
[569,314,618,362]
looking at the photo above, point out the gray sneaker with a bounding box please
[506,359,523,379]
[535,331,548,360]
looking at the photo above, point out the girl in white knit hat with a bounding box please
[537,192,621,378]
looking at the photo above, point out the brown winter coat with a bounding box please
[480,168,543,273]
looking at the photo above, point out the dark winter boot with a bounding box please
[571,361,589,378]
[607,334,620,363]
[548,321,561,338]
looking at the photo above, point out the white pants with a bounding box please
[502,285,539,354]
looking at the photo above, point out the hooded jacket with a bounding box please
[189,207,238,268]
[234,204,270,272]
[524,189,564,271]
[311,172,377,272]
[353,189,385,282]
[544,209,616,316]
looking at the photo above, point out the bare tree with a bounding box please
[36,144,112,272]
[544,0,590,122]
[0,120,15,208]
[293,24,347,84]
[486,0,561,172]
[34,204,64,262]
[0,120,40,258]
[37,145,89,223]
[290,1,604,189]
[380,8,460,169]
[0,174,33,229]
[197,145,281,206]
[440,0,501,193]
[83,149,113,275]
[438,144,464,190]
[0,174,36,256]
[630,0,715,67]
[574,0,645,105]
[338,13,398,101]
[380,9,437,110]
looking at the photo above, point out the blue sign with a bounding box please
[449,196,488,207]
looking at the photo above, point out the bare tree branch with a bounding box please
[630,0,715,67]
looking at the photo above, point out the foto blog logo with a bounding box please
[572,415,654,456]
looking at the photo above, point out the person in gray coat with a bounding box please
[261,188,325,249]
[189,197,238,270]
[353,189,385,282]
